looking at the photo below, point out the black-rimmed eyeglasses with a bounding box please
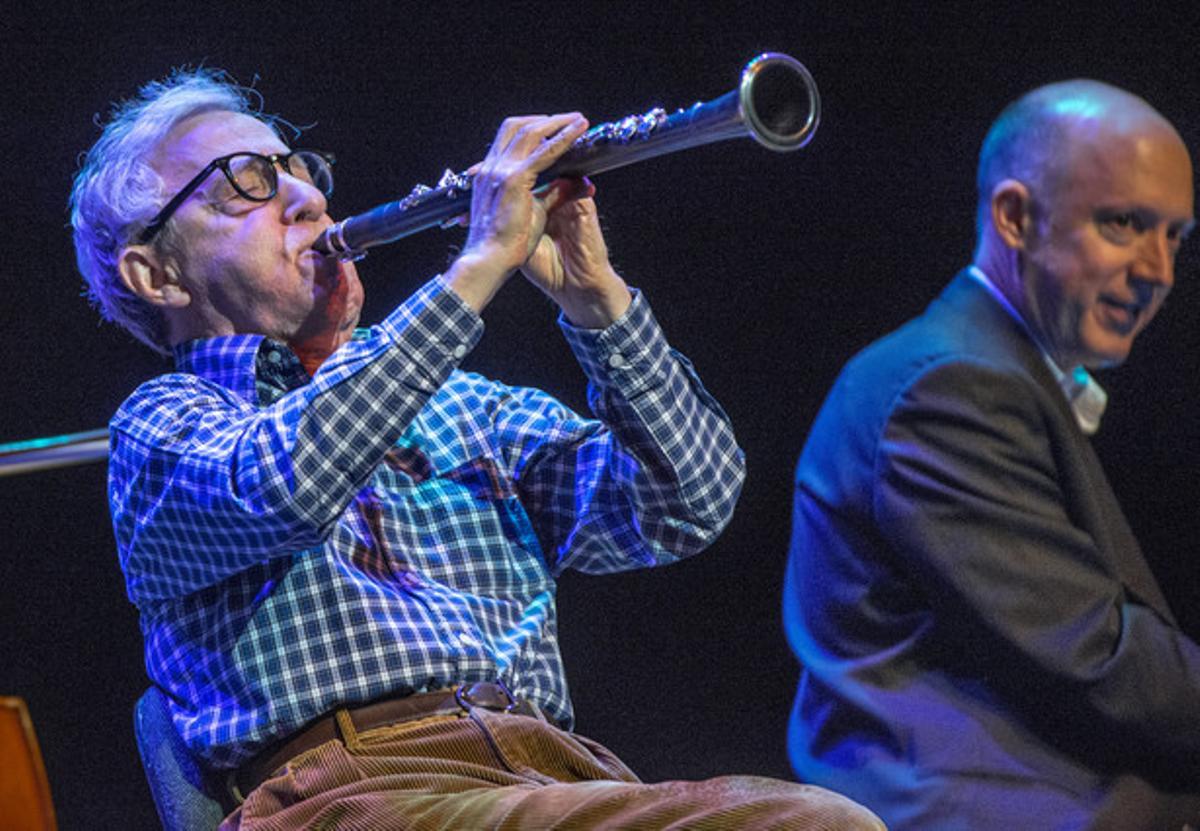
[137,149,335,244]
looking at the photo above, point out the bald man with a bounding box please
[783,81,1200,829]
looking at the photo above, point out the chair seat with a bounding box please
[0,696,57,830]
[134,687,227,831]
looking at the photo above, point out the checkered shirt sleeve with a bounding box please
[110,276,483,603]
[510,293,746,573]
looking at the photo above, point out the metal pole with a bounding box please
[0,428,109,477]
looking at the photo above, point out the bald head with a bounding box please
[971,79,1193,370]
[975,80,1183,241]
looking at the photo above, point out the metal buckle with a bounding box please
[454,680,516,713]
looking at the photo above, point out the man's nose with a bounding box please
[279,171,327,223]
[1134,229,1174,290]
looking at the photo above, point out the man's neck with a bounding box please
[289,335,339,377]
[967,264,1107,434]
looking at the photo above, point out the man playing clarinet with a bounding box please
[71,68,881,828]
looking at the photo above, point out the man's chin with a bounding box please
[1078,338,1133,370]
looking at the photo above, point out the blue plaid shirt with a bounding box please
[108,275,744,769]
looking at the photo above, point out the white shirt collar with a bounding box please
[967,266,1107,435]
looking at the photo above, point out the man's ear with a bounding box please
[990,179,1033,251]
[117,245,191,309]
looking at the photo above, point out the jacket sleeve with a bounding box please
[874,356,1200,776]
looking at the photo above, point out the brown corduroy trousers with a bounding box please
[220,704,884,830]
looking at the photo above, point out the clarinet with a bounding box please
[314,52,820,261]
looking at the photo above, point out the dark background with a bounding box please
[2,2,1199,826]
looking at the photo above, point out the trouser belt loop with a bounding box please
[334,708,363,752]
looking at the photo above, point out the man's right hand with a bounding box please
[444,113,589,313]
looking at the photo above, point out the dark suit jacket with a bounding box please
[785,271,1200,830]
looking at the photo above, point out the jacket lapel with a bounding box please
[936,272,1177,625]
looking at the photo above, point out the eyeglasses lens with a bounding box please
[292,151,334,197]
[228,154,275,200]
[225,151,333,202]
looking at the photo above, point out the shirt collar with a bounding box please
[967,266,1108,435]
[173,329,373,407]
[173,335,308,406]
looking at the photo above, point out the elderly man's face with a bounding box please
[152,110,363,351]
[1019,122,1193,368]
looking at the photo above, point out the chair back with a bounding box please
[133,687,227,831]
[0,696,57,830]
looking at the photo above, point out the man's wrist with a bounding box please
[444,249,515,313]
[558,276,632,330]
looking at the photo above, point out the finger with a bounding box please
[487,115,547,160]
[563,177,595,201]
[510,112,583,149]
[523,115,589,173]
[538,178,572,216]
[489,115,547,156]
[539,177,593,215]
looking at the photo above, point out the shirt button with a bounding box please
[452,344,468,360]
[268,350,282,364]
[607,353,626,369]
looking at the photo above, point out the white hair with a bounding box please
[69,68,260,354]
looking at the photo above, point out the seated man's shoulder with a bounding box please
[113,371,243,433]
[815,308,1046,455]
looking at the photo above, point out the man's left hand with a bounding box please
[521,178,632,329]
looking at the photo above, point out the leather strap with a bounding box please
[232,682,541,800]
